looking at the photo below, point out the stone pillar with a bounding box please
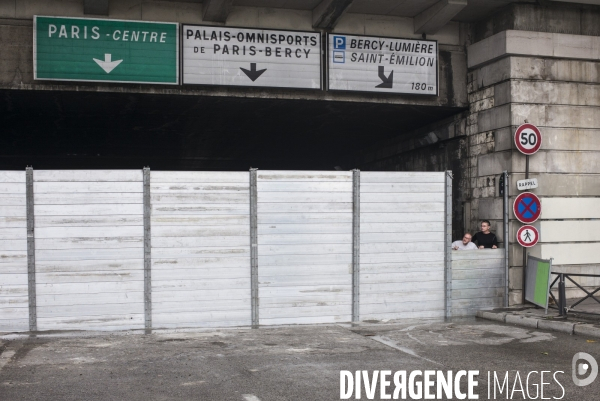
[467,29,600,304]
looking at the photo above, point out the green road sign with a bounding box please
[34,16,179,84]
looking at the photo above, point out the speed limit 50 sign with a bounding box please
[515,123,542,155]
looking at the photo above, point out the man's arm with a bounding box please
[492,234,498,249]
[472,233,484,249]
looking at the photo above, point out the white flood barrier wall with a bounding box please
[0,169,507,332]
[150,172,251,329]
[0,171,28,331]
[256,171,353,325]
[451,249,505,316]
[359,172,447,320]
[33,170,145,331]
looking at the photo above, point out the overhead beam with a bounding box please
[313,0,355,30]
[549,0,600,4]
[414,0,467,35]
[83,0,109,15]
[203,0,234,23]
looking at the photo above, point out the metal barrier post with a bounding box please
[26,166,37,332]
[351,169,360,323]
[558,273,567,317]
[249,168,259,328]
[143,167,152,332]
[444,171,453,319]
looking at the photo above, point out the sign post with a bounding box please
[502,171,509,307]
[514,123,542,302]
[34,16,179,84]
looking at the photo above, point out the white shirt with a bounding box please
[452,240,478,250]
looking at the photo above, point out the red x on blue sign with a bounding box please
[513,192,541,223]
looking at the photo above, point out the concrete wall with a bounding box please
[472,2,600,42]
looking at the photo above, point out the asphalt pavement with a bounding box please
[1,318,599,400]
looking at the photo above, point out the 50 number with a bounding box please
[520,131,537,147]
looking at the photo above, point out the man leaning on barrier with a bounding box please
[452,233,478,250]
[472,220,498,249]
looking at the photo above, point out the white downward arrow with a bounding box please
[93,54,123,74]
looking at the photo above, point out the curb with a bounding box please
[574,324,600,338]
[505,314,538,329]
[477,310,600,338]
[476,311,506,323]
[538,319,574,334]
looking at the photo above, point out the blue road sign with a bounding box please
[514,192,541,224]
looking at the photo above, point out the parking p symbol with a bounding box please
[333,36,346,50]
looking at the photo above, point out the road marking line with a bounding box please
[0,350,16,371]
[243,394,261,401]
[370,336,442,366]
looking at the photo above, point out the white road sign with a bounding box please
[517,178,538,191]
[327,34,438,95]
[182,25,321,89]
[517,225,539,248]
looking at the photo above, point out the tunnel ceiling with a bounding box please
[203,0,529,23]
[0,89,464,171]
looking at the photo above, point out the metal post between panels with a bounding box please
[351,169,360,323]
[250,168,259,328]
[444,171,453,319]
[143,167,152,332]
[26,167,37,332]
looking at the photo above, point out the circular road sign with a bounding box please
[517,225,539,247]
[513,192,542,224]
[515,123,542,155]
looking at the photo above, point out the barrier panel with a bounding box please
[33,170,145,331]
[451,249,505,316]
[150,171,251,329]
[256,171,353,325]
[359,172,447,320]
[0,171,28,331]
[0,169,506,332]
